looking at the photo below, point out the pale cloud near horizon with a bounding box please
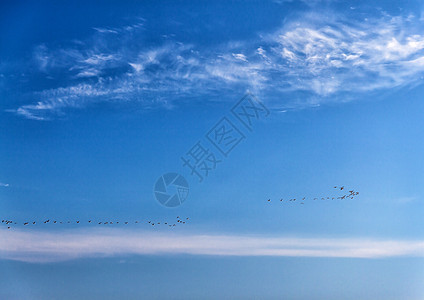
[7,9,424,120]
[1,228,424,263]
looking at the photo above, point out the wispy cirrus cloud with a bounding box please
[262,12,424,96]
[93,18,145,34]
[1,228,424,263]
[0,182,9,187]
[7,9,424,120]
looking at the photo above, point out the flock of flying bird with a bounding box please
[1,216,190,230]
[1,186,359,230]
[267,186,359,205]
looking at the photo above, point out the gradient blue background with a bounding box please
[1,0,424,299]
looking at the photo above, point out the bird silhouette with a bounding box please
[2,216,191,230]
[265,185,359,207]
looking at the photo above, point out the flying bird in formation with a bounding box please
[267,186,359,205]
[1,216,190,230]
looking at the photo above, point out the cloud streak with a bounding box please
[1,228,424,263]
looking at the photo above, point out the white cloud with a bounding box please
[75,68,101,78]
[261,13,424,96]
[82,54,117,65]
[0,183,9,187]
[1,228,424,263]
[93,27,119,34]
[92,18,145,35]
[128,63,143,72]
[232,53,248,62]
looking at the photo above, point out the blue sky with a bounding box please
[1,0,424,299]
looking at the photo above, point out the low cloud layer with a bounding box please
[1,228,424,263]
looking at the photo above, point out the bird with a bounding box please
[1,217,190,229]
[340,186,344,190]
